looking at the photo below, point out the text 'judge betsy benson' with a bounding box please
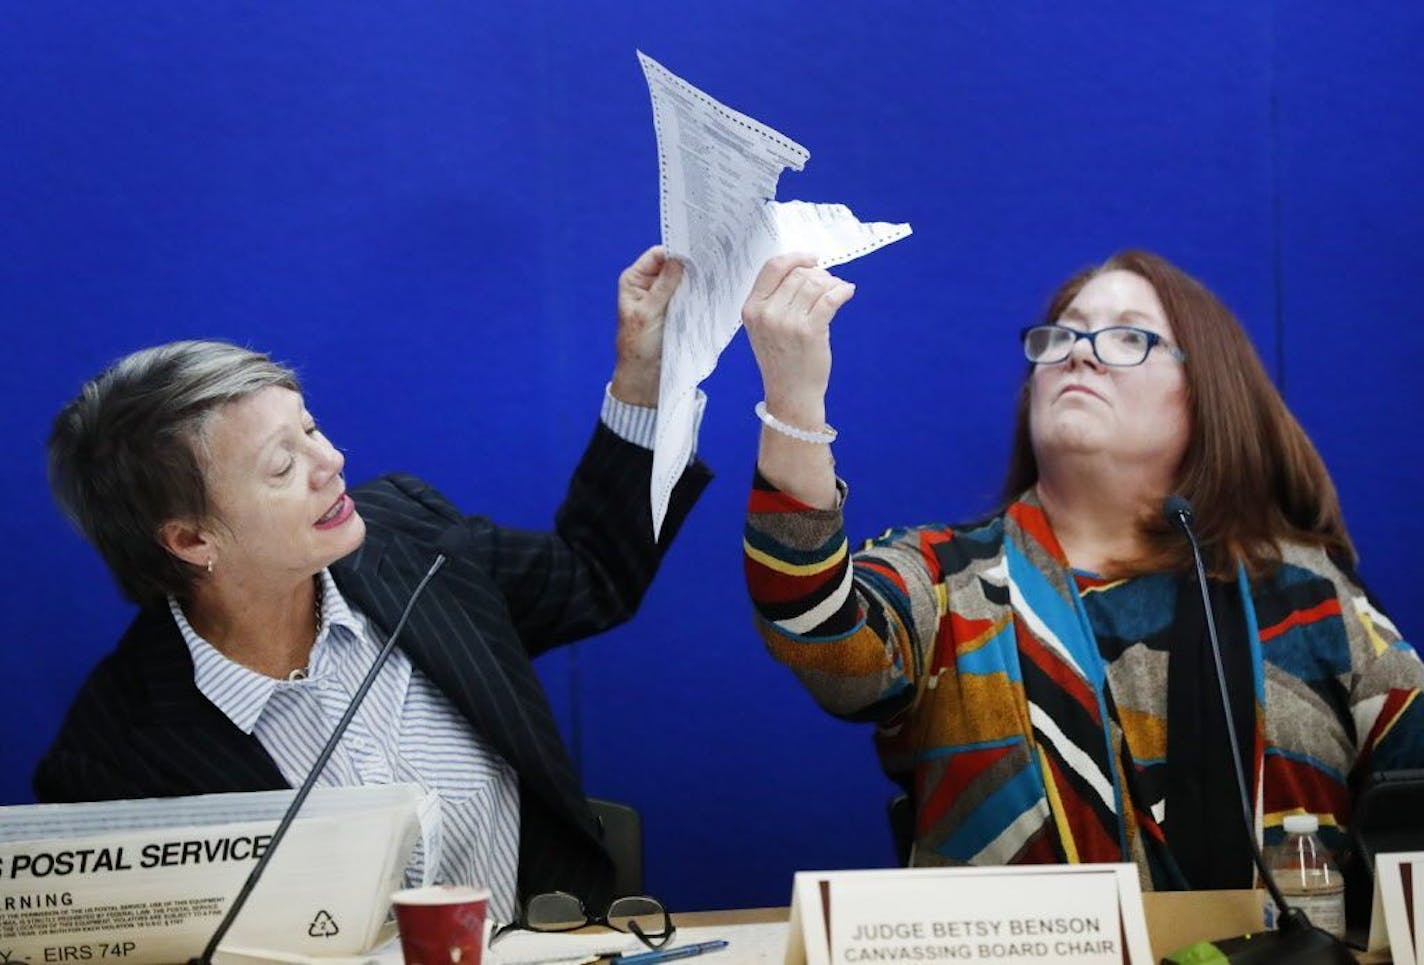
[844,916,1117,960]
[3,835,273,880]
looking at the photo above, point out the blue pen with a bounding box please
[613,939,729,965]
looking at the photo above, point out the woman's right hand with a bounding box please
[741,253,855,430]
[741,253,855,510]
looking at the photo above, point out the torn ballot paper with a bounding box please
[0,784,424,964]
[637,51,912,537]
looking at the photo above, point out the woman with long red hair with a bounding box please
[741,249,1424,895]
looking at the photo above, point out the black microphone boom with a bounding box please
[191,527,469,964]
[1160,496,1352,964]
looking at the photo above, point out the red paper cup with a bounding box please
[391,885,491,965]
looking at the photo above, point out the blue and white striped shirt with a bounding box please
[167,389,699,922]
[170,570,524,918]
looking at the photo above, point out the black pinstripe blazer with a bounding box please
[33,423,712,906]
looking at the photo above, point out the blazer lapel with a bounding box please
[332,526,597,842]
[130,608,288,795]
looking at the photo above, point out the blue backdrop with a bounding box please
[3,2,1420,912]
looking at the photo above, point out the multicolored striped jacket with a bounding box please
[745,478,1424,887]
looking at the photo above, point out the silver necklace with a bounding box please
[286,591,323,682]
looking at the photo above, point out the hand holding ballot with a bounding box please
[612,246,686,408]
[635,51,910,536]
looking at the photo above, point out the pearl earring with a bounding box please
[206,559,214,574]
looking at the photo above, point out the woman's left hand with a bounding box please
[610,245,684,406]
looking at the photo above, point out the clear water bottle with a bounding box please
[1263,813,1346,938]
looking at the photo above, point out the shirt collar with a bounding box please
[168,568,360,734]
[168,596,278,734]
[315,567,363,641]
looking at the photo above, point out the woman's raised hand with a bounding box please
[741,253,855,427]
[741,253,854,509]
[611,245,685,407]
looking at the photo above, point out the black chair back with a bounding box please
[589,797,644,897]
[888,793,914,867]
[1345,770,1424,933]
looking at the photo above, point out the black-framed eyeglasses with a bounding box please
[1020,324,1187,367]
[489,891,676,949]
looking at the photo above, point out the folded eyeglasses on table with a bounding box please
[489,892,675,950]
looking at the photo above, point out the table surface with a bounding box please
[667,899,1391,963]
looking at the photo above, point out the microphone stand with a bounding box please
[190,549,453,965]
[1163,497,1352,964]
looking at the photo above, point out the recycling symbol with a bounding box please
[308,910,340,938]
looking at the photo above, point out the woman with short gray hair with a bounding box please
[49,340,301,607]
[35,246,711,921]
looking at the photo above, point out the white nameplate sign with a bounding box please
[1369,850,1424,963]
[785,864,1152,965]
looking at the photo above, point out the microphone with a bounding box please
[1161,496,1352,963]
[191,525,471,964]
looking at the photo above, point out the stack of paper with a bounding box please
[0,784,424,963]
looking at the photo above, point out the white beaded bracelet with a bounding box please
[755,401,838,444]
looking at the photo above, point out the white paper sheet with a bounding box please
[486,920,784,965]
[637,52,912,536]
